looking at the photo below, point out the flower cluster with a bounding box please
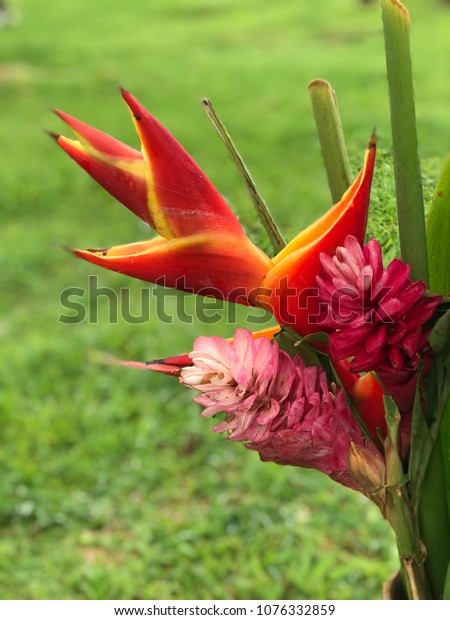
[316,235,441,411]
[54,92,441,498]
[180,329,379,491]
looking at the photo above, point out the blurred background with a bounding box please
[1,0,450,599]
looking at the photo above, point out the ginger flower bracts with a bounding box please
[180,329,382,492]
[316,235,441,413]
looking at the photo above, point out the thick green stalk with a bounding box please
[308,80,352,203]
[384,398,430,599]
[381,0,428,285]
[201,98,286,254]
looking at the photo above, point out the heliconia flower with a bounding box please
[55,90,376,328]
[55,89,271,305]
[180,328,383,491]
[316,234,441,410]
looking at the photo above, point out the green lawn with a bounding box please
[1,0,449,599]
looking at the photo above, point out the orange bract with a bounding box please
[55,90,376,330]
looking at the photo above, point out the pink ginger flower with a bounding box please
[180,328,381,491]
[316,235,441,380]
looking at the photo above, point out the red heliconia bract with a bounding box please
[55,90,376,332]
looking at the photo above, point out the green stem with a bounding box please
[381,0,428,285]
[308,80,352,203]
[384,399,430,599]
[201,98,286,254]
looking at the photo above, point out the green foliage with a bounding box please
[427,156,450,296]
[426,158,450,579]
[308,80,352,204]
[381,0,428,284]
[1,0,450,600]
[366,152,439,265]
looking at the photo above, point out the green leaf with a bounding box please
[416,309,450,598]
[383,395,404,486]
[308,80,352,204]
[440,401,450,542]
[201,98,286,254]
[444,563,450,600]
[275,328,322,367]
[426,156,450,534]
[383,394,400,431]
[408,365,432,513]
[427,308,450,530]
[299,331,331,345]
[427,308,450,434]
[418,441,450,599]
[427,155,450,297]
[381,0,428,285]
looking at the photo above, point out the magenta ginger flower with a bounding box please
[316,235,441,378]
[180,329,380,491]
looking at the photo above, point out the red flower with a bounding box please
[55,90,376,332]
[316,235,441,413]
[55,89,271,305]
[117,322,387,445]
[180,329,383,491]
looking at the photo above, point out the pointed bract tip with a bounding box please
[120,89,140,115]
[120,88,134,104]
[60,244,77,255]
[368,132,377,149]
[54,108,79,130]
[81,246,110,256]
[71,246,109,259]
[99,356,182,376]
[44,129,60,141]
[145,357,166,365]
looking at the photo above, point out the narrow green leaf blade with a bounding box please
[418,308,450,598]
[428,308,450,530]
[428,308,450,430]
[275,328,322,367]
[381,0,428,285]
[408,365,432,512]
[427,155,450,297]
[444,562,450,600]
[427,157,450,533]
[201,98,286,254]
[418,440,450,599]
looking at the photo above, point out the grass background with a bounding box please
[1,0,450,600]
